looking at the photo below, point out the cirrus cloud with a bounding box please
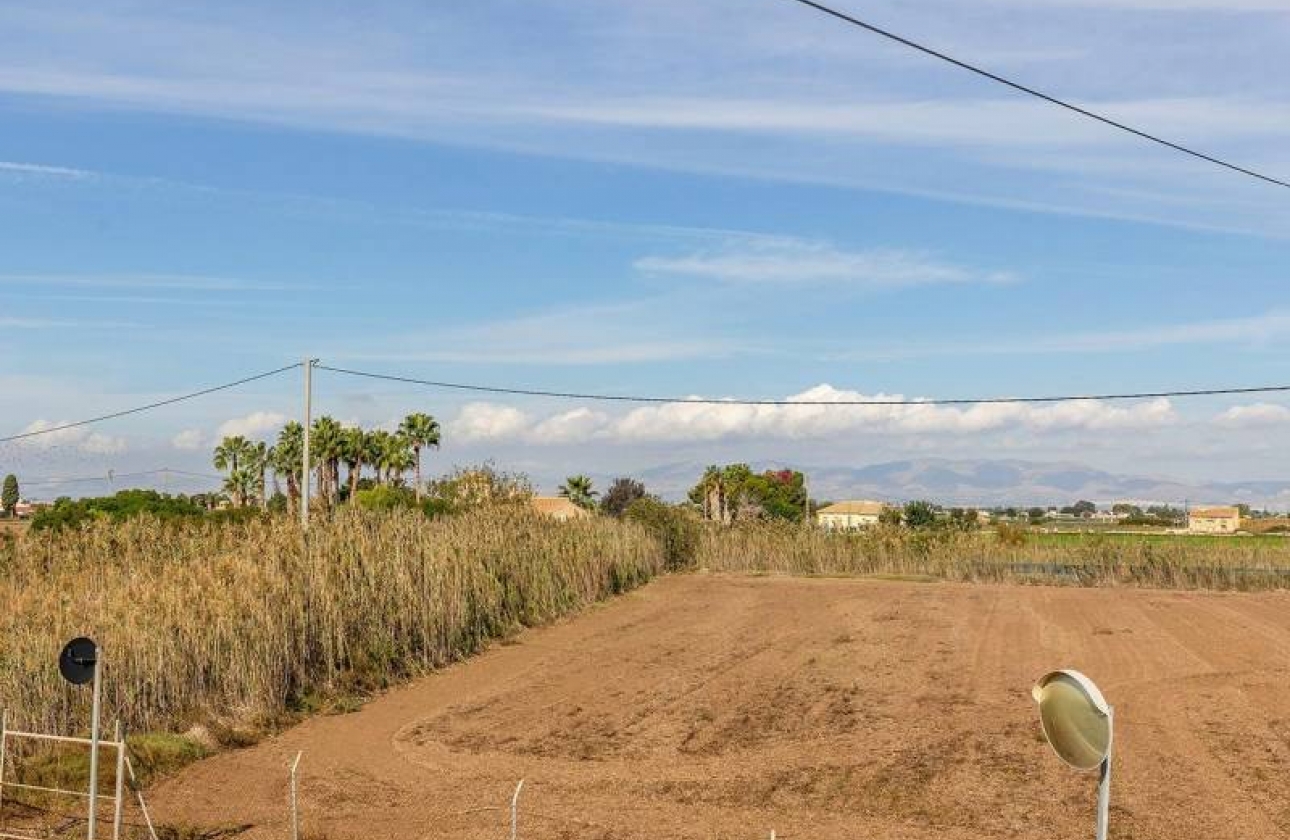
[635,239,1018,289]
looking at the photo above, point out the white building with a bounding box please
[817,500,887,530]
[1188,506,1241,534]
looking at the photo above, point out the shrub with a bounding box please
[353,485,417,511]
[626,497,701,571]
[30,490,207,531]
[601,477,648,517]
[995,522,1029,547]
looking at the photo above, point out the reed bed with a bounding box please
[0,507,663,737]
[699,522,1290,590]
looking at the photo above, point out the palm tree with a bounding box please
[366,430,413,486]
[213,436,254,506]
[398,413,441,502]
[273,422,304,511]
[248,441,269,509]
[340,426,372,499]
[558,474,597,510]
[310,416,344,506]
[222,467,255,509]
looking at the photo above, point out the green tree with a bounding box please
[687,464,806,524]
[340,426,372,499]
[398,413,441,502]
[1062,500,1097,517]
[2,474,18,517]
[212,435,255,506]
[902,500,938,529]
[879,505,902,526]
[249,440,270,509]
[272,422,304,511]
[601,477,647,517]
[310,416,344,505]
[365,430,413,486]
[559,474,598,509]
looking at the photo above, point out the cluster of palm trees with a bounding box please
[213,413,441,509]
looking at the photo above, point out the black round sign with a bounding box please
[59,637,98,685]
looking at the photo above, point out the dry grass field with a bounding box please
[146,574,1290,840]
[0,508,663,737]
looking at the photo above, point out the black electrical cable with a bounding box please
[317,363,1290,406]
[782,0,1290,191]
[0,363,302,444]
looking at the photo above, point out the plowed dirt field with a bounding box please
[150,574,1290,839]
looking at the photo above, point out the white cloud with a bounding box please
[216,411,287,439]
[530,408,612,444]
[518,96,1290,150]
[830,310,1290,361]
[636,239,1017,288]
[342,299,739,366]
[171,428,207,450]
[0,160,92,179]
[0,273,305,292]
[18,420,127,453]
[81,432,127,455]
[609,389,1175,442]
[0,316,140,329]
[1216,403,1290,427]
[444,385,1176,445]
[449,402,531,442]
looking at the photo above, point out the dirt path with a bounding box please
[149,575,1290,839]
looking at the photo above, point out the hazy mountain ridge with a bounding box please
[621,458,1290,509]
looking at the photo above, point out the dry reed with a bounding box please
[698,522,1290,590]
[0,507,663,737]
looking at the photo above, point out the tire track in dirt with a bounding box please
[147,576,1290,840]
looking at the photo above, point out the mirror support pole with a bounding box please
[1096,707,1113,840]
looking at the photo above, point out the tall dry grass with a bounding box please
[698,522,1290,590]
[0,507,663,736]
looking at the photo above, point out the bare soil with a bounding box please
[148,574,1290,839]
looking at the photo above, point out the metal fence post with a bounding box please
[510,779,524,840]
[123,756,160,840]
[112,721,126,840]
[87,651,103,840]
[0,709,8,818]
[290,751,303,840]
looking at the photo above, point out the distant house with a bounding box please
[13,499,41,519]
[817,500,886,530]
[531,496,592,521]
[1188,506,1241,534]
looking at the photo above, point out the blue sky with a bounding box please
[2,0,1289,498]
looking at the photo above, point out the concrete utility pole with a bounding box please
[301,359,314,531]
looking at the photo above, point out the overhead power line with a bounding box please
[318,363,1290,406]
[0,363,302,444]
[19,468,225,487]
[782,0,1290,191]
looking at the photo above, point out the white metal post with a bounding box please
[123,756,160,840]
[1096,707,1113,840]
[301,359,313,531]
[87,653,103,840]
[289,751,302,840]
[510,779,524,840]
[112,721,125,840]
[0,708,8,817]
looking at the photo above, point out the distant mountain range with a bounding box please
[624,458,1290,509]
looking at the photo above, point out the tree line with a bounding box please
[212,412,440,509]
